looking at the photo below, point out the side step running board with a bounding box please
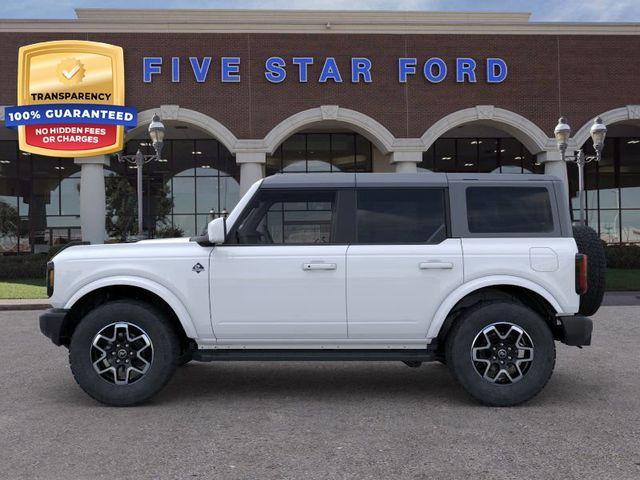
[192,348,437,362]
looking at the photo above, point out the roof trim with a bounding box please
[0,9,638,35]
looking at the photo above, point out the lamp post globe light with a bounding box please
[554,116,607,226]
[117,113,166,238]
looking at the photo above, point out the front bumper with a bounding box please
[557,315,593,346]
[39,308,70,346]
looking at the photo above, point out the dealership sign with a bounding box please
[5,40,137,157]
[142,56,508,84]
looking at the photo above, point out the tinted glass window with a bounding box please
[356,189,447,244]
[236,190,335,244]
[466,186,554,234]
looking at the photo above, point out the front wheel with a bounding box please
[69,300,180,406]
[445,301,556,407]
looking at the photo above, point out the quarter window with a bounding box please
[356,188,447,244]
[235,190,336,244]
[466,186,554,234]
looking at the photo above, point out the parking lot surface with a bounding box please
[0,307,639,480]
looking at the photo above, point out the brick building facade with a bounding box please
[0,9,639,250]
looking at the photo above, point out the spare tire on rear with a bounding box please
[572,224,606,316]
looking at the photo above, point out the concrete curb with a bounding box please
[0,300,50,311]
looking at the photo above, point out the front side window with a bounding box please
[235,190,336,244]
[356,188,447,244]
[466,186,554,234]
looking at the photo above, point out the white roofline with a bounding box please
[0,9,638,35]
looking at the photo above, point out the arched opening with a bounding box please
[116,120,240,238]
[568,120,640,244]
[0,125,82,253]
[263,106,396,175]
[418,123,543,175]
[265,124,379,176]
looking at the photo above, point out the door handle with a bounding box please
[419,261,454,270]
[303,263,337,271]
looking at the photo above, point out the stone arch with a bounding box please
[263,105,396,155]
[420,105,553,154]
[572,105,640,148]
[127,105,239,154]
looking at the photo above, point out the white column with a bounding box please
[236,152,266,196]
[74,155,109,244]
[390,151,421,173]
[537,151,568,190]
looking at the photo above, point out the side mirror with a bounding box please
[207,217,226,245]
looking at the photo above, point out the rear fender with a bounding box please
[426,275,563,340]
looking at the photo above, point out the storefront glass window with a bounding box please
[267,133,373,174]
[567,136,640,244]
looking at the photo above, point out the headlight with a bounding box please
[46,262,54,297]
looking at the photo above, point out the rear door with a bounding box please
[346,187,463,340]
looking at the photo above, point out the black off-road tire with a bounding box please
[573,224,606,316]
[445,301,556,407]
[69,300,180,406]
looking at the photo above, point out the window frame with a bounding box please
[353,187,451,245]
[225,187,352,246]
[449,181,565,238]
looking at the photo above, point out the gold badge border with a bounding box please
[17,40,125,158]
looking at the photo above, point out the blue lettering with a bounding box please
[398,58,417,83]
[189,57,211,83]
[265,56,287,83]
[487,58,508,83]
[424,58,447,83]
[292,57,314,82]
[319,57,342,83]
[221,57,240,83]
[171,57,180,83]
[456,58,476,83]
[351,57,372,83]
[143,57,162,83]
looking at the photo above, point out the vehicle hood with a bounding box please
[51,237,200,262]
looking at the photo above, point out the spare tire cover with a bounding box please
[572,224,606,316]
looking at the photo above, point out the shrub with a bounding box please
[605,244,640,269]
[155,226,185,238]
[0,253,48,280]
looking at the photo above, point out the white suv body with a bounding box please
[40,173,594,406]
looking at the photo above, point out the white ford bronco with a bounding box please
[39,173,605,407]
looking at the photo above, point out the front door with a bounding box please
[210,188,348,340]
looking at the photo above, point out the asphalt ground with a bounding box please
[0,308,639,480]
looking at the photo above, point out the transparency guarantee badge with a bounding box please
[5,40,136,157]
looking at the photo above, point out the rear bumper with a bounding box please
[558,315,593,346]
[39,308,70,346]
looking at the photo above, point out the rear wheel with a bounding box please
[445,301,555,407]
[69,300,179,406]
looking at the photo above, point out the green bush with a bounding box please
[0,243,81,280]
[0,253,48,280]
[605,244,640,269]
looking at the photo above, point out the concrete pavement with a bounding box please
[0,307,639,480]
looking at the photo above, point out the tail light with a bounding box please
[575,254,588,295]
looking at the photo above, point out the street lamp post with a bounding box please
[554,116,607,226]
[117,114,166,237]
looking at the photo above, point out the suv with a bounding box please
[39,173,604,407]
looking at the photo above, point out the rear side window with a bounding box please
[356,188,447,244]
[466,186,554,234]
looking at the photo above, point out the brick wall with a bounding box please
[0,32,638,140]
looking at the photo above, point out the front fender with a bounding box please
[63,275,199,339]
[426,275,564,340]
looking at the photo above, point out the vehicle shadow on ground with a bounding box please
[154,361,476,406]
